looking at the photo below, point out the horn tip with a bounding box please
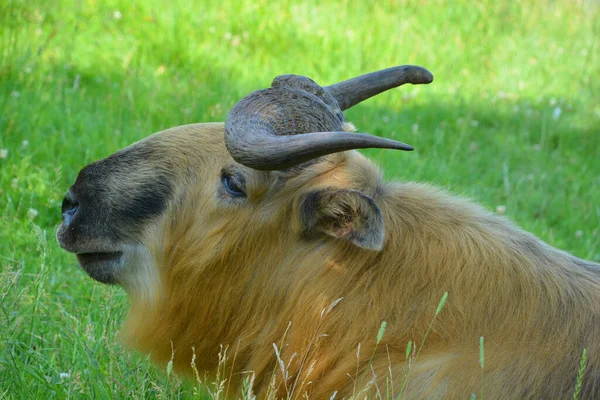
[424,71,434,84]
[410,66,434,85]
[392,141,414,151]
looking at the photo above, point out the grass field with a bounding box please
[1,0,599,398]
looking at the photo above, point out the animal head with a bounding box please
[56,65,433,299]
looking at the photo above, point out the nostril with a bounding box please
[62,191,79,226]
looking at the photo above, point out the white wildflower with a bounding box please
[575,230,583,238]
[552,106,562,120]
[0,149,8,159]
[11,90,20,98]
[113,10,122,20]
[496,205,506,215]
[27,208,39,219]
[22,140,29,147]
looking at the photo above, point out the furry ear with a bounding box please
[299,188,384,251]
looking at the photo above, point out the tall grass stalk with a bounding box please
[397,291,448,399]
[356,320,388,395]
[573,348,587,400]
[479,336,485,400]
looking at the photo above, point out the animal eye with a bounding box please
[221,172,246,198]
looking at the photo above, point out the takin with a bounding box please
[57,65,600,399]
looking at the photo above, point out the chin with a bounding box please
[76,251,124,284]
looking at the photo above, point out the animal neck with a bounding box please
[378,181,600,340]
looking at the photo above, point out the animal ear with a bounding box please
[299,188,384,251]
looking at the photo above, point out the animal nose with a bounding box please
[62,190,79,227]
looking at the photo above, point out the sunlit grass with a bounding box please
[1,0,599,397]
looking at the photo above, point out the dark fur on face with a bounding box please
[57,139,176,284]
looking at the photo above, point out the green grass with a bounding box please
[1,0,599,397]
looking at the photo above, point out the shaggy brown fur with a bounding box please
[61,122,600,399]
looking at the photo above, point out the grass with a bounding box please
[1,0,599,398]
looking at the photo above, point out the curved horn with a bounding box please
[325,65,433,111]
[226,128,414,172]
[225,66,433,171]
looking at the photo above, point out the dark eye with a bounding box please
[221,172,246,198]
